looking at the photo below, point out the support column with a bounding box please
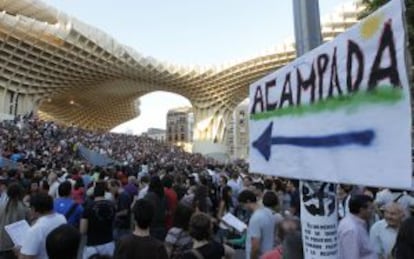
[192,103,234,162]
[0,86,7,114]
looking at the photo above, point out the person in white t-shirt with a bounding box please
[19,193,66,259]
[47,173,60,199]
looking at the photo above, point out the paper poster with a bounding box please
[300,182,338,258]
[221,212,247,233]
[249,0,412,188]
[5,220,30,247]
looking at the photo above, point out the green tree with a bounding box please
[360,0,414,58]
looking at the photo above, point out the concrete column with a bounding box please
[192,103,234,162]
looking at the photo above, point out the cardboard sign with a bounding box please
[249,0,412,188]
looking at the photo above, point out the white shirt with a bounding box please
[369,219,398,258]
[48,181,60,199]
[338,195,351,219]
[338,214,378,259]
[20,213,67,259]
[137,185,148,200]
[227,179,241,198]
[0,192,8,207]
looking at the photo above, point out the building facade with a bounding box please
[227,99,249,160]
[143,128,166,142]
[166,107,194,152]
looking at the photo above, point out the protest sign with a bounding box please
[249,0,411,188]
[300,182,337,258]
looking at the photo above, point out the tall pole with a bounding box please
[292,0,322,55]
[292,1,338,259]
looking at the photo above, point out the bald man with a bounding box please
[369,202,404,259]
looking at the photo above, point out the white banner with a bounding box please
[249,0,412,188]
[300,182,338,259]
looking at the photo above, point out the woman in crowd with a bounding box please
[215,186,234,243]
[0,183,29,259]
[144,176,168,241]
[192,178,212,214]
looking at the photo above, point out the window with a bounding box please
[239,110,245,118]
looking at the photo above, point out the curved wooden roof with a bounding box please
[0,0,363,130]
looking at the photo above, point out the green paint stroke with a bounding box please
[250,86,403,121]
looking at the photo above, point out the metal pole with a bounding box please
[292,0,322,55]
[292,1,338,259]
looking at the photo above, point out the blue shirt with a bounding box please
[245,207,277,259]
[10,153,22,162]
[54,197,83,226]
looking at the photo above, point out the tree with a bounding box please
[360,0,414,59]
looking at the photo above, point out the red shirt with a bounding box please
[262,246,283,259]
[164,187,178,230]
[71,187,85,204]
[116,171,128,185]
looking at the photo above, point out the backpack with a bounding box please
[169,230,192,259]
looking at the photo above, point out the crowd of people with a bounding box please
[0,115,413,259]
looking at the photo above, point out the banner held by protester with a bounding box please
[77,144,117,167]
[249,0,412,189]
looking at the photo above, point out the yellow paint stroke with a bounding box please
[360,13,384,40]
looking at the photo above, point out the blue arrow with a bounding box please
[252,122,375,161]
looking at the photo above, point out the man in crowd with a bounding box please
[47,173,60,199]
[46,224,81,259]
[285,180,300,217]
[338,194,377,259]
[113,199,168,259]
[227,172,242,205]
[375,188,414,218]
[54,181,83,227]
[19,193,67,259]
[238,189,278,259]
[370,202,405,259]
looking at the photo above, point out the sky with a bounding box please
[45,0,347,134]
